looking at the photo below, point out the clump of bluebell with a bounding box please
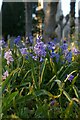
[60,40,80,63]
[32,36,46,62]
[3,35,80,65]
[47,41,60,63]
[14,36,21,45]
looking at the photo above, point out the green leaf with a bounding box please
[20,69,32,84]
[35,103,49,118]
[63,90,72,102]
[46,75,56,86]
[72,98,80,105]
[54,80,62,88]
[34,89,61,99]
[3,91,18,113]
[60,62,78,79]
[73,85,79,99]
[16,89,61,105]
[39,58,47,87]
[30,57,37,89]
[71,74,78,85]
[64,100,74,118]
[2,68,20,93]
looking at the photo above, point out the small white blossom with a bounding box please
[4,49,14,65]
[2,70,9,80]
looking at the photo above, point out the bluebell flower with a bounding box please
[63,40,67,43]
[65,51,72,63]
[32,55,38,61]
[72,47,80,55]
[34,41,46,57]
[61,42,68,51]
[40,57,44,62]
[48,41,55,51]
[29,53,33,57]
[26,55,29,60]
[67,74,74,82]
[55,53,60,63]
[14,36,21,44]
[33,39,46,61]
[36,36,42,43]
[29,34,33,44]
[50,51,56,58]
[51,52,59,63]
[20,48,28,55]
[50,100,56,106]
[0,37,6,47]
[53,38,59,44]
[2,37,6,44]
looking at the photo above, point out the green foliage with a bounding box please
[2,38,80,119]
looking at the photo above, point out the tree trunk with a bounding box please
[78,1,80,49]
[78,2,80,38]
[70,0,75,36]
[43,2,59,42]
[24,2,32,37]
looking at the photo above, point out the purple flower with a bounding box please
[48,41,55,50]
[2,38,5,44]
[53,38,59,44]
[40,57,44,62]
[71,47,80,55]
[20,48,27,55]
[50,100,55,106]
[34,41,46,57]
[61,43,68,51]
[63,40,67,43]
[36,36,42,42]
[26,55,29,60]
[51,52,59,63]
[29,34,33,44]
[67,74,74,82]
[32,55,38,61]
[64,49,69,56]
[65,51,72,63]
[50,52,56,58]
[14,36,21,44]
[0,38,6,47]
[33,39,46,61]
[55,53,60,63]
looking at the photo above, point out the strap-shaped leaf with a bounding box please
[60,62,78,79]
[54,80,62,88]
[2,68,20,93]
[73,85,79,99]
[63,90,72,102]
[3,91,18,112]
[39,58,47,87]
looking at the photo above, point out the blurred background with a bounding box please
[0,0,80,43]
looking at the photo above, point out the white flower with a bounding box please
[2,70,9,80]
[4,49,14,65]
